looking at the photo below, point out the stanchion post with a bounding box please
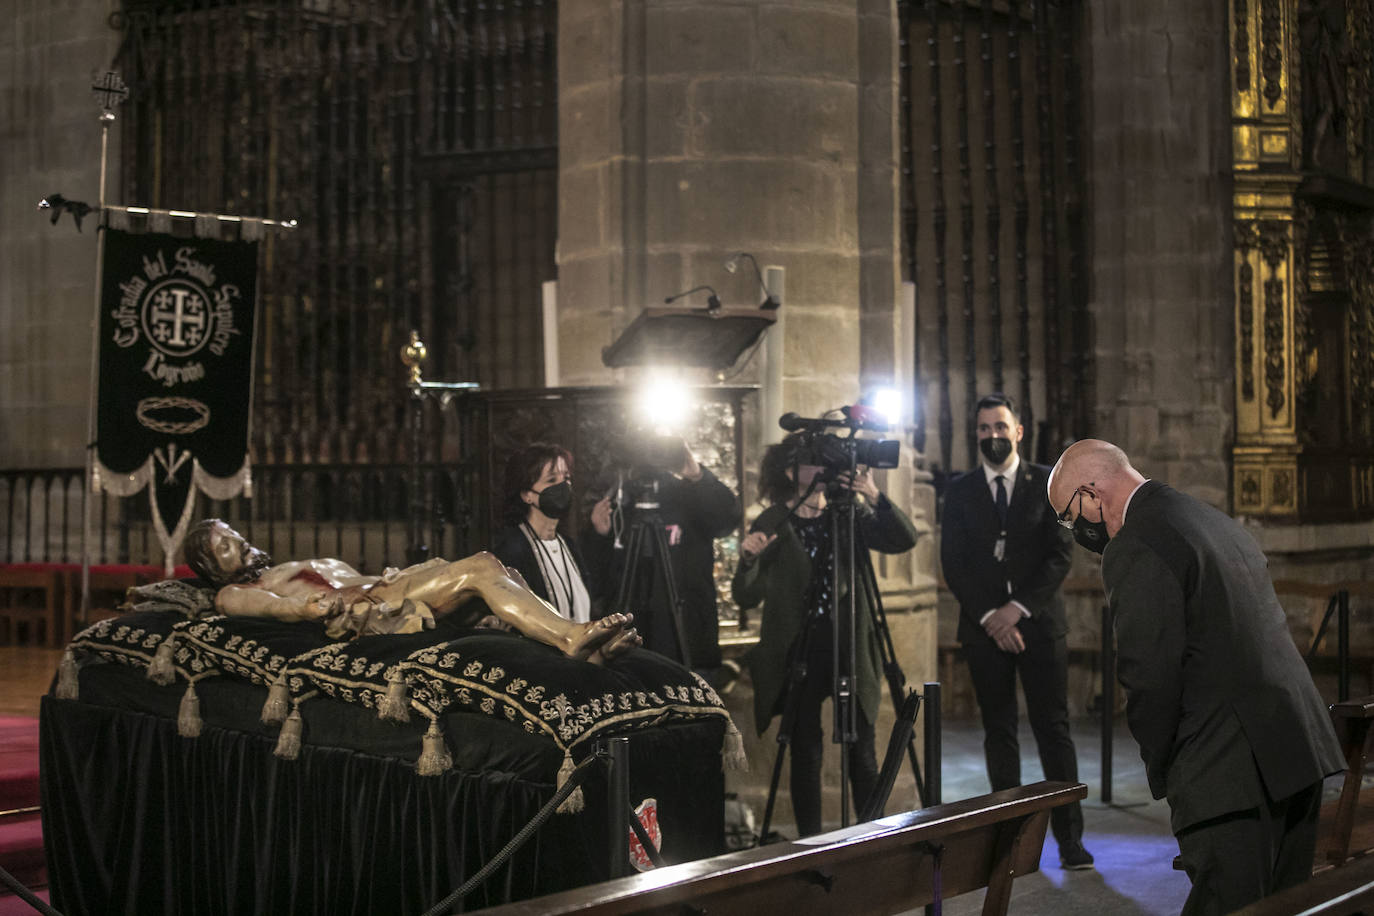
[1339,590,1350,703]
[607,737,631,878]
[923,682,941,806]
[1100,604,1114,804]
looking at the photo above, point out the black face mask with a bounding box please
[979,436,1014,466]
[533,480,573,520]
[1072,508,1111,555]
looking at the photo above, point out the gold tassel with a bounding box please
[147,638,177,686]
[177,683,203,738]
[274,705,303,760]
[416,719,452,776]
[56,650,80,700]
[261,671,290,726]
[377,668,410,722]
[555,748,585,814]
[723,716,748,771]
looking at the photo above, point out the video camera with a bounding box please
[608,433,689,516]
[777,407,901,481]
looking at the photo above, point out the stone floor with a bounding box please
[920,716,1192,915]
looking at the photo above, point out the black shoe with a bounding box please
[1060,842,1095,870]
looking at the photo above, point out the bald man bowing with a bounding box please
[1048,440,1342,915]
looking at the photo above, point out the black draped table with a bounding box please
[40,612,730,915]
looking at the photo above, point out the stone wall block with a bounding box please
[644,78,693,159]
[557,166,609,258]
[644,160,847,249]
[765,251,857,308]
[559,1,624,90]
[757,5,857,79]
[555,256,618,324]
[691,77,857,162]
[645,5,756,77]
[561,85,622,171]
[782,307,860,379]
[555,306,617,384]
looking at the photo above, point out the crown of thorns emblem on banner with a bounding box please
[136,396,211,435]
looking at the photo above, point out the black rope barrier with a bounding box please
[418,752,604,916]
[0,863,62,916]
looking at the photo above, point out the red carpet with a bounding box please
[0,716,44,900]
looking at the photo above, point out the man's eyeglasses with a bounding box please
[1056,487,1086,530]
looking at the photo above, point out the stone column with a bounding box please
[559,0,907,417]
[1087,0,1233,503]
[0,2,121,469]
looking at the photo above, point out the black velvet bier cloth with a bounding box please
[44,605,728,915]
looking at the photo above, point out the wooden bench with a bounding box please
[1231,849,1374,914]
[471,780,1087,916]
[0,563,194,648]
[0,563,75,648]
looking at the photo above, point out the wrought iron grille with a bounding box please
[898,0,1091,477]
[61,0,562,567]
[111,0,558,468]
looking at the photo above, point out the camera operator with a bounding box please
[732,433,918,837]
[585,436,739,685]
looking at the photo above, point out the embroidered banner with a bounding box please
[96,229,258,566]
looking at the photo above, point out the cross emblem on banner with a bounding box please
[150,287,207,350]
[91,70,128,112]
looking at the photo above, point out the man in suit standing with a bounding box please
[941,394,1092,869]
[1048,439,1344,913]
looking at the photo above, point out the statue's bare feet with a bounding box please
[587,626,642,665]
[567,613,634,660]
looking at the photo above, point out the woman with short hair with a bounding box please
[491,442,612,623]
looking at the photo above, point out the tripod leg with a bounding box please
[760,624,816,843]
[860,690,922,820]
[759,739,789,843]
[613,523,644,615]
[855,538,926,799]
[650,522,693,670]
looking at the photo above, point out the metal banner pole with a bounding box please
[80,73,127,631]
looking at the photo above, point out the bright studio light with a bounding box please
[636,370,694,433]
[868,387,903,427]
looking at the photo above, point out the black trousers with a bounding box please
[787,617,878,837]
[962,618,1084,849]
[1176,779,1323,916]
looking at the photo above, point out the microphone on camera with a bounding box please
[778,412,811,432]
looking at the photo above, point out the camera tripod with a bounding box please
[610,480,694,670]
[758,474,927,840]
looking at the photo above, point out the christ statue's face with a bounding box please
[206,521,273,585]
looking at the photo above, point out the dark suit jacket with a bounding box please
[1103,481,1344,833]
[941,460,1074,643]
